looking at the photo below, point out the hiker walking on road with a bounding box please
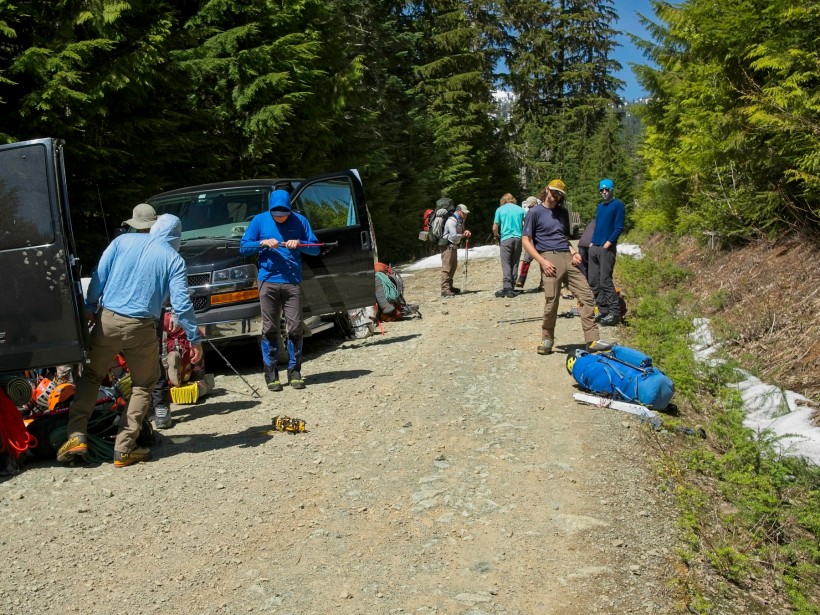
[56,214,202,468]
[588,179,625,326]
[521,179,611,355]
[492,193,525,298]
[515,196,543,291]
[240,189,320,391]
[440,203,472,297]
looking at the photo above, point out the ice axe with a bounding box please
[205,338,261,398]
[462,238,469,292]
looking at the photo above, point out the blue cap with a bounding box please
[269,189,292,212]
[599,178,614,190]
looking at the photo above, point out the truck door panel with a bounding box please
[291,172,374,316]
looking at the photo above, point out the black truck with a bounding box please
[0,137,376,373]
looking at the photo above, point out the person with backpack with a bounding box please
[492,193,525,298]
[439,203,472,297]
[588,179,625,326]
[521,179,612,355]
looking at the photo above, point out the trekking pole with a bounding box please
[496,316,542,325]
[462,238,469,292]
[204,338,261,398]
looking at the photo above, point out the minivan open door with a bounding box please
[290,170,375,316]
[0,138,87,372]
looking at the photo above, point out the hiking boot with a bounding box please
[288,370,306,390]
[56,434,88,463]
[441,290,456,297]
[265,368,283,392]
[598,314,620,327]
[494,289,511,298]
[587,339,614,352]
[451,287,461,294]
[113,447,151,468]
[515,279,525,288]
[154,405,172,430]
[537,339,554,355]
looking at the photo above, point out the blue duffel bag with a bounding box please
[567,345,674,410]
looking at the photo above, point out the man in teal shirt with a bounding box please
[492,193,526,298]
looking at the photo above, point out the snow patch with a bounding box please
[402,245,500,271]
[690,318,820,464]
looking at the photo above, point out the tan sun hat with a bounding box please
[124,203,158,230]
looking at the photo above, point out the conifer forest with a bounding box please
[0,0,817,263]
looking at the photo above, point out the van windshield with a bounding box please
[149,188,269,240]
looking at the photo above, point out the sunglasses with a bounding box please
[549,189,563,197]
[600,188,612,193]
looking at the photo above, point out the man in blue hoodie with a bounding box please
[588,178,626,326]
[240,189,320,391]
[56,214,202,467]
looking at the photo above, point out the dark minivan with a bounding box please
[146,172,377,344]
[0,138,87,372]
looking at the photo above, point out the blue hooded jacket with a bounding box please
[239,190,320,284]
[84,213,201,344]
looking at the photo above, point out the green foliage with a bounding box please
[623,239,820,612]
[634,0,820,240]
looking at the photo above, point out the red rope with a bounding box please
[0,388,37,458]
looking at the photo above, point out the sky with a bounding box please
[611,0,656,101]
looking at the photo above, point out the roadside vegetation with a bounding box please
[617,235,820,614]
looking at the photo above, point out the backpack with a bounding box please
[569,345,674,410]
[425,198,455,245]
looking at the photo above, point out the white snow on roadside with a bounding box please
[617,244,643,259]
[691,318,820,464]
[402,244,500,271]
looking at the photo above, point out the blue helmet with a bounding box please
[599,178,614,191]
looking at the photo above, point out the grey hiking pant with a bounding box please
[588,244,619,318]
[499,237,522,290]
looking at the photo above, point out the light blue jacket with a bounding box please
[84,214,201,344]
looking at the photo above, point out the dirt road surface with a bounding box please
[0,253,681,614]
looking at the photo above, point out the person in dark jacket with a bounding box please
[240,190,319,391]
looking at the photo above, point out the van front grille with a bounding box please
[187,273,210,287]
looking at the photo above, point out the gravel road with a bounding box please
[0,253,681,615]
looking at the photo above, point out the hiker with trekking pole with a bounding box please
[440,203,471,297]
[240,189,322,392]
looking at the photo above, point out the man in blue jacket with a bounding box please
[56,214,202,467]
[588,178,626,326]
[240,189,320,391]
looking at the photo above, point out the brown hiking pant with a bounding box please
[440,246,458,292]
[539,251,599,344]
[67,309,160,454]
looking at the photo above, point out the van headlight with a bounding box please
[212,264,257,283]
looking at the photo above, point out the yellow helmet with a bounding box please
[566,354,577,376]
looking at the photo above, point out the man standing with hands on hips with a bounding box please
[241,189,320,391]
[588,178,625,326]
